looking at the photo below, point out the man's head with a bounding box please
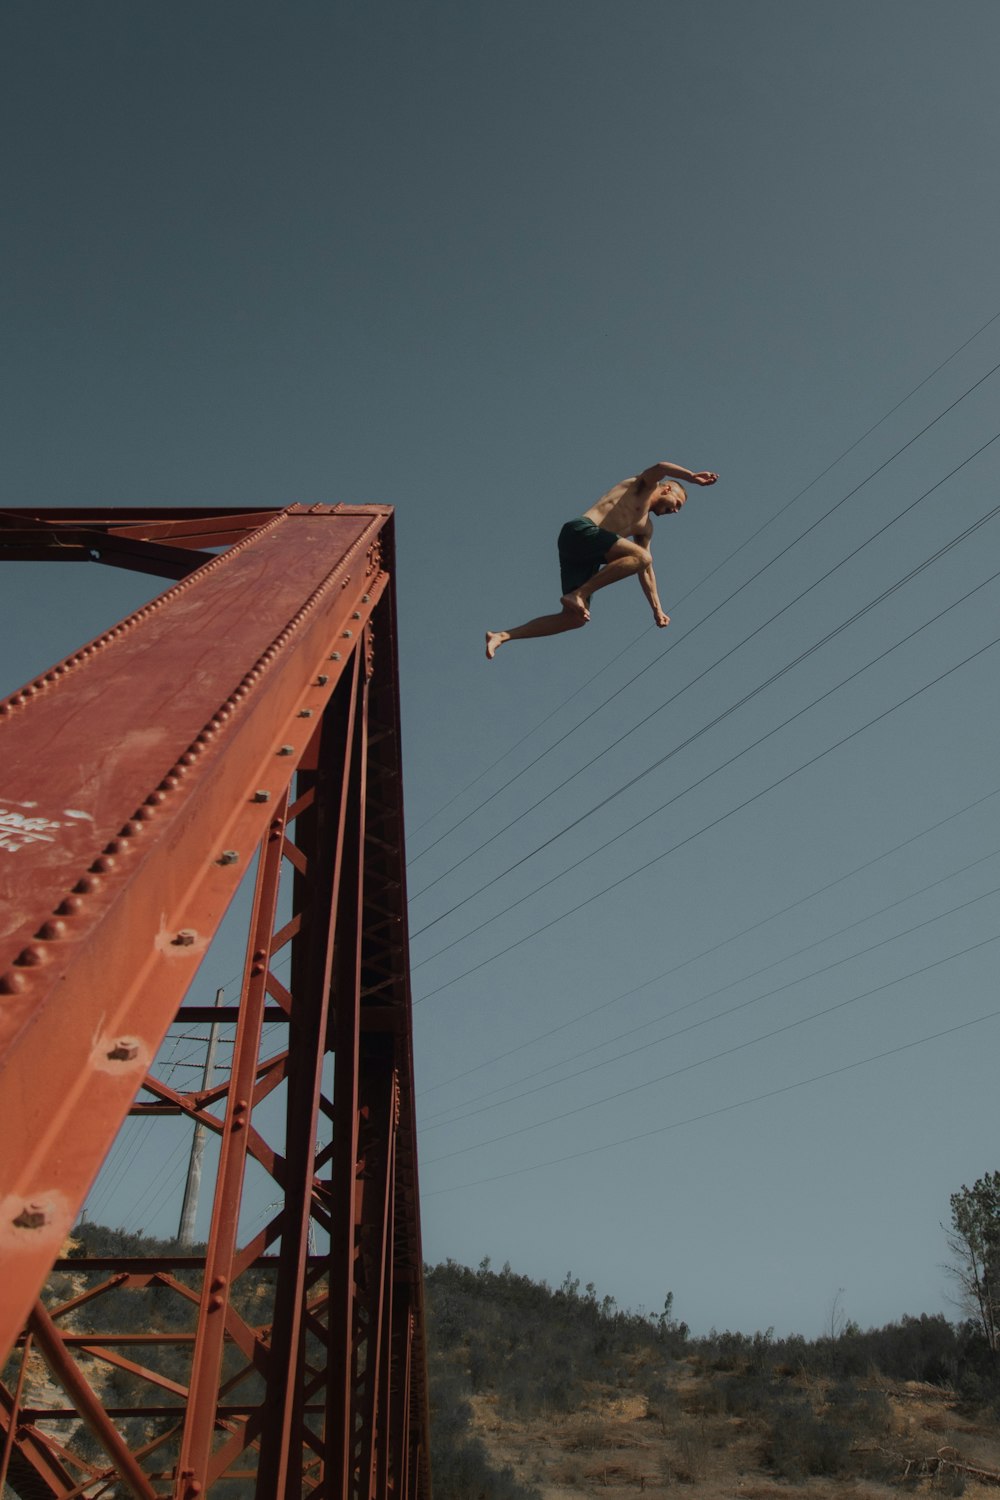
[651,480,687,515]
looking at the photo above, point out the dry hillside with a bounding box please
[471,1364,1000,1499]
[425,1260,1000,1500]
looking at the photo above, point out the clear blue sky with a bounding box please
[2,0,999,1338]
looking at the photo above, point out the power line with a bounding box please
[424,925,1000,1164]
[415,784,1000,1100]
[124,1139,198,1235]
[409,354,1000,874]
[414,562,1000,978]
[422,1002,1000,1197]
[411,466,1000,929]
[408,629,650,846]
[414,628,1000,1002]
[422,874,1000,1134]
[86,1014,286,1226]
[112,373,1000,1043]
[85,1025,195,1219]
[407,305,1000,851]
[419,840,1000,1122]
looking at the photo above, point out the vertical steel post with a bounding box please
[324,670,369,1495]
[257,647,368,1497]
[176,790,290,1493]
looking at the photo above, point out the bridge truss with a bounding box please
[0,505,430,1498]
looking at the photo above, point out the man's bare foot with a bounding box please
[560,592,590,621]
[485,631,506,660]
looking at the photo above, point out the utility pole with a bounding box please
[177,987,224,1247]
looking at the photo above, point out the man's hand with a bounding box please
[654,609,670,628]
[690,472,718,486]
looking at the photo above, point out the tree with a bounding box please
[825,1288,847,1375]
[946,1172,1000,1358]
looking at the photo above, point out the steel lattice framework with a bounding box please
[0,505,430,1498]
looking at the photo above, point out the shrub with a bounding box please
[428,1364,540,1500]
[430,1429,541,1500]
[760,1397,851,1479]
[824,1377,891,1437]
[642,1372,679,1431]
[669,1417,709,1482]
[716,1369,776,1417]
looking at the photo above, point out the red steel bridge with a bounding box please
[0,505,430,1498]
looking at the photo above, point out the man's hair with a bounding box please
[662,479,687,502]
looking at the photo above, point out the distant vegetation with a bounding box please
[423,1249,1000,1497]
[9,1169,1000,1499]
[425,1258,688,1498]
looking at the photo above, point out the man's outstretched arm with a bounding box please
[638,460,719,488]
[633,527,670,628]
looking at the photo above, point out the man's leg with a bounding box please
[560,539,651,615]
[486,605,586,659]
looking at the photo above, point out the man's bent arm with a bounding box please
[637,460,718,488]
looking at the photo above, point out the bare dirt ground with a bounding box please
[471,1366,1000,1499]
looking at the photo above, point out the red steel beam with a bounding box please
[0,506,284,551]
[0,504,382,1336]
[325,640,371,1495]
[27,1300,158,1499]
[257,646,368,1497]
[0,507,285,577]
[175,789,289,1486]
[0,505,430,1497]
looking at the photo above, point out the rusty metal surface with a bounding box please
[0,506,430,1497]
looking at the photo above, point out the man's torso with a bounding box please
[581,476,652,538]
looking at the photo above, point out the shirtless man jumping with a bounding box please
[485,459,718,659]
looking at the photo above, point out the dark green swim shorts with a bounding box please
[557,517,620,595]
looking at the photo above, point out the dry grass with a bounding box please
[471,1365,1000,1500]
[560,1418,639,1452]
